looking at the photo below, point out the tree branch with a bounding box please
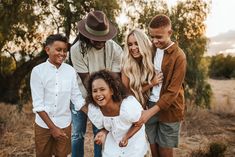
[4,49,18,67]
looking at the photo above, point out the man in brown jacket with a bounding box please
[136,14,187,157]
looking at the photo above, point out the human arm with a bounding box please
[135,53,186,125]
[87,104,104,129]
[71,70,85,111]
[155,53,186,110]
[87,104,107,144]
[110,41,122,73]
[70,42,89,89]
[94,128,109,145]
[78,72,89,90]
[37,111,68,139]
[134,105,161,126]
[121,70,163,94]
[119,124,142,147]
[30,68,67,139]
[142,71,163,93]
[120,96,144,146]
[80,104,88,114]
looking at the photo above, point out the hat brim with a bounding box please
[77,19,117,41]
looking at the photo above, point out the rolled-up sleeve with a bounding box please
[71,70,85,111]
[30,68,46,113]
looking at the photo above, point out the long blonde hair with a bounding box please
[122,28,155,106]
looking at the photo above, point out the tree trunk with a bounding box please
[0,53,48,104]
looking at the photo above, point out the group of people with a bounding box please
[30,10,186,157]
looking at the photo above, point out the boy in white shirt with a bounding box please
[30,34,85,157]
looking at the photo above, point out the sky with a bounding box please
[167,0,235,56]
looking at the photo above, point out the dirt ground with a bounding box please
[0,79,235,157]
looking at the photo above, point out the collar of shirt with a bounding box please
[164,42,177,54]
[31,61,84,128]
[46,59,64,70]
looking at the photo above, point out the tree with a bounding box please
[209,54,235,79]
[0,0,48,103]
[170,0,212,107]
[0,0,120,103]
[38,0,120,40]
[119,0,212,107]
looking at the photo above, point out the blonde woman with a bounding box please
[121,28,163,108]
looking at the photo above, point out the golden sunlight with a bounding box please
[116,12,129,26]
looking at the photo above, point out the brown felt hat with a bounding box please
[77,11,117,41]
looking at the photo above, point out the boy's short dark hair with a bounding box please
[149,14,171,28]
[44,34,68,47]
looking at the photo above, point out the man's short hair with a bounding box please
[149,14,171,28]
[44,34,68,47]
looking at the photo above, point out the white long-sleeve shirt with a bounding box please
[30,60,85,129]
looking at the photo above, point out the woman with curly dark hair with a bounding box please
[86,70,148,157]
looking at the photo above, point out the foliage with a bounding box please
[0,0,46,103]
[0,0,120,103]
[0,0,214,108]
[119,0,212,107]
[0,0,41,51]
[0,56,16,75]
[0,0,48,67]
[208,54,235,79]
[38,0,120,40]
[115,0,169,45]
[191,142,227,157]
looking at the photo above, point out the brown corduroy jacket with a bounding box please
[156,43,187,122]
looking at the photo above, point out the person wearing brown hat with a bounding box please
[70,10,123,157]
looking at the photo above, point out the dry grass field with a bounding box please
[0,79,235,157]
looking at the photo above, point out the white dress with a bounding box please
[88,96,148,157]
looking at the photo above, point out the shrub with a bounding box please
[190,142,227,157]
[208,142,227,157]
[209,54,235,79]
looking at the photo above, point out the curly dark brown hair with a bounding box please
[86,70,129,106]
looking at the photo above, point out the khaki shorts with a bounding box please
[145,101,181,148]
[35,123,71,157]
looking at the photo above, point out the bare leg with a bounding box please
[159,147,173,157]
[150,143,160,157]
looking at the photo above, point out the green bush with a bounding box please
[209,54,235,79]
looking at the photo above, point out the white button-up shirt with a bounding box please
[30,60,85,129]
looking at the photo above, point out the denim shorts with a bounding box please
[145,101,181,148]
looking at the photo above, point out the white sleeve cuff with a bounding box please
[73,99,85,111]
[32,105,50,113]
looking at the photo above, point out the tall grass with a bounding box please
[0,103,35,156]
